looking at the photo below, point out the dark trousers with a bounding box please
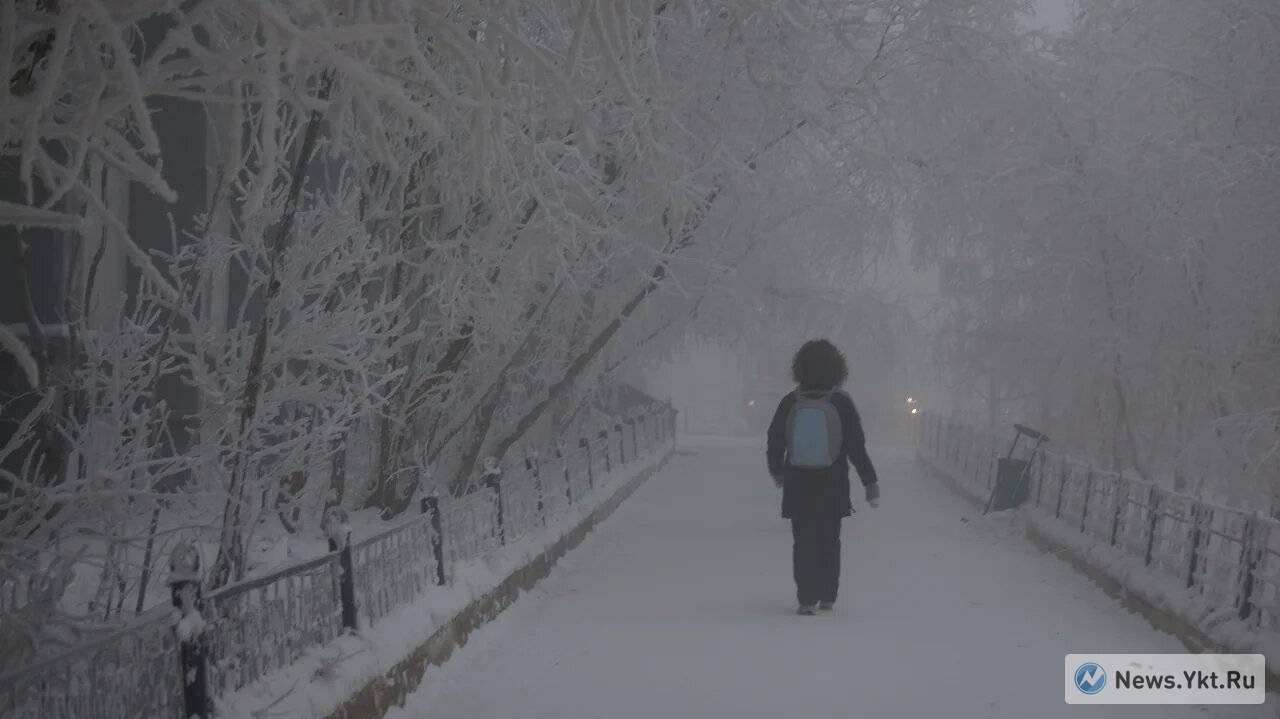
[791,517,841,606]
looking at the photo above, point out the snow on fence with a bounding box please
[917,412,1279,635]
[0,611,183,718]
[0,402,678,719]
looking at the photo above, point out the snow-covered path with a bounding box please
[386,438,1271,719]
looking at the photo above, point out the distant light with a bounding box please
[906,396,916,404]
[747,400,755,407]
[910,408,919,415]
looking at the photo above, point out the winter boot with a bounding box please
[817,600,835,611]
[796,604,817,616]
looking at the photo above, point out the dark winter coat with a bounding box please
[766,390,879,520]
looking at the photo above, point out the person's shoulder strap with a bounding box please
[826,390,856,422]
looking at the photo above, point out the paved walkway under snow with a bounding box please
[386,438,1271,719]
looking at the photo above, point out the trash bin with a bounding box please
[989,457,1030,511]
[983,424,1048,514]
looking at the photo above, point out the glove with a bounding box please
[865,482,880,508]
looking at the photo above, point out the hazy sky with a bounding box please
[1029,0,1072,31]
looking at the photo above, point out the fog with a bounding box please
[1,1,1277,716]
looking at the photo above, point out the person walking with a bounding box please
[766,339,880,615]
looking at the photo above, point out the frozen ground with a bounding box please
[386,438,1274,719]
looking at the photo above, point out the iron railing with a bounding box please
[0,401,677,718]
[917,412,1279,634]
[0,611,182,719]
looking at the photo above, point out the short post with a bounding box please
[579,437,594,490]
[615,422,626,465]
[598,429,612,474]
[421,495,447,586]
[1034,455,1046,506]
[557,443,572,504]
[169,542,210,719]
[1237,513,1262,620]
[1185,504,1203,588]
[1080,466,1094,533]
[1054,461,1068,519]
[323,507,358,631]
[527,449,546,526]
[483,457,505,544]
[1144,487,1161,567]
[1109,477,1125,546]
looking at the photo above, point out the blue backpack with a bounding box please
[785,391,843,469]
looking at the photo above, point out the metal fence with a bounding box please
[0,612,182,719]
[0,401,677,719]
[917,412,1280,634]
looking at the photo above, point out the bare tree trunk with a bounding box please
[448,379,508,496]
[484,191,716,463]
[488,259,672,461]
[210,72,333,589]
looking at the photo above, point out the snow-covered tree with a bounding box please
[899,0,1280,507]
[3,0,1015,663]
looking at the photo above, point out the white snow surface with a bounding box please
[386,440,1275,719]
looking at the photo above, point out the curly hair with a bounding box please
[791,339,848,391]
